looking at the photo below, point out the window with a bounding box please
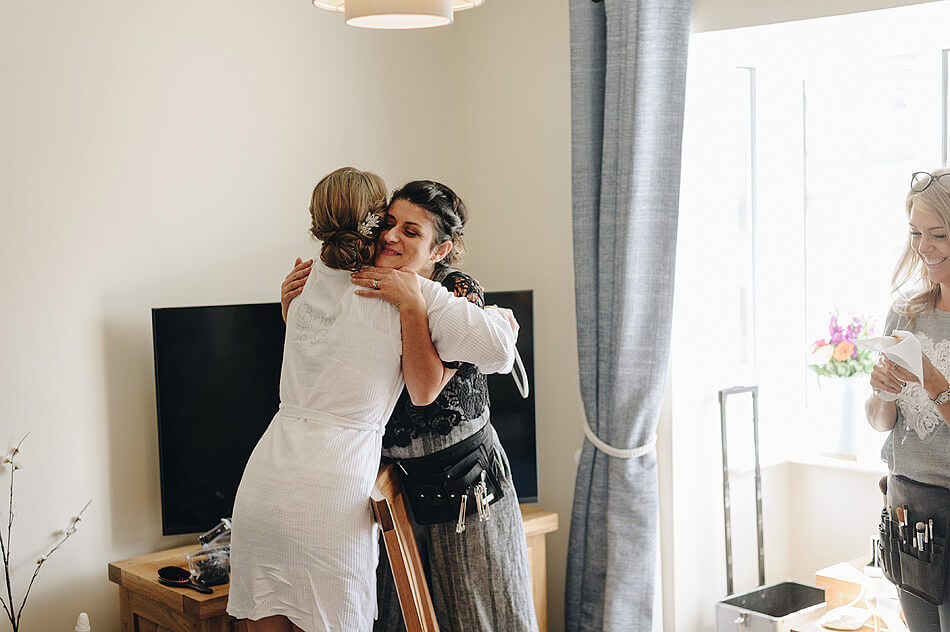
[675,3,950,467]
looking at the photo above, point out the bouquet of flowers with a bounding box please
[808,313,875,378]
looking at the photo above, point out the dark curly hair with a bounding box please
[309,167,388,271]
[388,180,468,268]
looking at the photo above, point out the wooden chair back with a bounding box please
[371,463,440,632]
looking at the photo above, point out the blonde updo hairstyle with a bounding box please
[309,167,388,271]
[893,167,950,326]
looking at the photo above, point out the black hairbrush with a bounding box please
[157,565,213,594]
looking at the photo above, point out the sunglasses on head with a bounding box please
[911,171,950,192]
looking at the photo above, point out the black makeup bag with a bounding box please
[881,474,950,606]
[389,424,505,527]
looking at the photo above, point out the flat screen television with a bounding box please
[152,291,537,535]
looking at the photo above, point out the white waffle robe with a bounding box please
[226,261,514,632]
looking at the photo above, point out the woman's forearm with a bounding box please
[400,302,455,406]
[865,395,897,432]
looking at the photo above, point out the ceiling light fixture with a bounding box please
[312,0,484,29]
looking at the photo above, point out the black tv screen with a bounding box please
[152,291,537,535]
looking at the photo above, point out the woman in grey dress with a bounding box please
[282,180,538,632]
[867,168,950,630]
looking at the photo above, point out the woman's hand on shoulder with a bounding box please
[281,258,313,322]
[351,266,425,311]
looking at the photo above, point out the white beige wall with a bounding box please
[0,2,492,630]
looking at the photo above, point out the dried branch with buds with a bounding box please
[0,434,91,632]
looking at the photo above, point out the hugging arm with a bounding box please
[398,274,494,405]
[421,279,516,375]
[350,266,455,405]
[399,302,461,407]
[350,267,516,375]
[280,258,313,322]
[350,269,490,406]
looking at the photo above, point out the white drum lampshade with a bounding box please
[312,0,484,29]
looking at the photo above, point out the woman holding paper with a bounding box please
[866,168,950,628]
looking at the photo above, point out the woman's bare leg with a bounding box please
[246,615,294,632]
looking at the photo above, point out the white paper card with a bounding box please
[854,330,922,401]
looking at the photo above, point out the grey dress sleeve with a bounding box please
[883,305,903,337]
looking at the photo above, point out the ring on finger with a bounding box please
[372,279,379,290]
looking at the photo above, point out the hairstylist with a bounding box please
[867,169,950,630]
[282,180,538,632]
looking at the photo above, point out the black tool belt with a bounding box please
[389,424,504,531]
[878,474,950,605]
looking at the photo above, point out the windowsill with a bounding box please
[787,453,888,476]
[724,453,888,476]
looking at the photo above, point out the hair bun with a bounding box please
[318,229,374,272]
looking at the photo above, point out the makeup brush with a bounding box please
[878,476,891,521]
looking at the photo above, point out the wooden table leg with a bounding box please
[119,588,134,632]
[526,533,548,632]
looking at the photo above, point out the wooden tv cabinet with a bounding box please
[109,506,558,632]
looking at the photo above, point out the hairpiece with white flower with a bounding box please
[357,212,383,238]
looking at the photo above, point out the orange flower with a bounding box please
[833,341,855,361]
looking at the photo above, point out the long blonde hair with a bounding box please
[308,167,388,271]
[892,167,950,326]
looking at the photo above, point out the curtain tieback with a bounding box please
[582,421,656,458]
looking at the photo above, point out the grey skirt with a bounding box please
[374,424,539,632]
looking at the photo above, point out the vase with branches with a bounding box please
[1,434,91,632]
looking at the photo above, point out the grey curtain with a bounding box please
[565,0,691,630]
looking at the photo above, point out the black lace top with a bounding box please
[381,268,491,458]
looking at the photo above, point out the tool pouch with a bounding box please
[880,474,950,606]
[390,424,505,527]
